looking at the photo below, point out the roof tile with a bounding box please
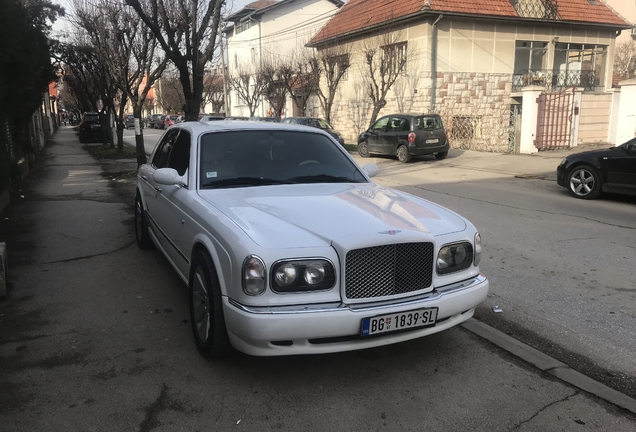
[310,0,629,45]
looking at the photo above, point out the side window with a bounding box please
[168,130,191,176]
[371,117,389,132]
[389,117,407,132]
[151,130,179,169]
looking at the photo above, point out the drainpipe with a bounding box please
[430,14,443,112]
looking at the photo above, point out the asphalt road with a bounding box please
[0,127,635,431]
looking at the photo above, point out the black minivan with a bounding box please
[358,113,449,163]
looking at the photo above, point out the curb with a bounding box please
[462,318,636,415]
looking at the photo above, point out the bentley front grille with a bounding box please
[344,242,434,300]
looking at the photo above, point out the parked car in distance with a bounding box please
[200,115,225,122]
[358,113,450,163]
[144,115,153,128]
[225,116,249,121]
[149,114,162,129]
[134,121,488,358]
[154,115,166,129]
[78,112,102,144]
[556,139,636,199]
[281,117,345,145]
[249,116,280,123]
[125,114,136,130]
[164,115,181,128]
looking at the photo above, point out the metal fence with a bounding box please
[512,69,596,92]
[511,0,560,20]
[438,109,511,153]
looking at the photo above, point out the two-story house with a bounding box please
[225,0,343,118]
[308,0,630,153]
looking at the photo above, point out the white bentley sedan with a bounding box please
[135,121,489,358]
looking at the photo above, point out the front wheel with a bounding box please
[396,145,411,163]
[358,142,370,158]
[567,164,601,199]
[435,151,448,160]
[189,251,231,358]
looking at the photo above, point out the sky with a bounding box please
[52,0,255,37]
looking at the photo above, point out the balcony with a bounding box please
[512,69,597,92]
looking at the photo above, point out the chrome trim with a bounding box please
[228,274,487,315]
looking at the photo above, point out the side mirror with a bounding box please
[363,163,379,178]
[154,168,186,186]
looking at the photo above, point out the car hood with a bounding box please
[198,183,467,249]
[566,146,624,161]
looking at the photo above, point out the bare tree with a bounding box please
[348,82,371,137]
[315,45,350,125]
[261,57,289,118]
[360,31,408,127]
[230,65,265,117]
[201,69,225,113]
[124,0,226,121]
[614,40,636,80]
[156,73,186,113]
[392,49,423,113]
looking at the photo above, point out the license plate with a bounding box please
[425,139,439,144]
[361,307,438,337]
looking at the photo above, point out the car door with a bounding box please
[139,129,180,247]
[384,116,409,154]
[152,129,195,276]
[600,140,636,194]
[364,117,390,154]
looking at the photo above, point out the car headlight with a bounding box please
[242,255,266,296]
[436,242,473,275]
[558,157,568,167]
[474,233,482,266]
[271,259,335,293]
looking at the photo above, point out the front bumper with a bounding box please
[556,162,568,187]
[223,274,489,356]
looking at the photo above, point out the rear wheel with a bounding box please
[189,251,231,358]
[435,151,448,160]
[397,145,411,163]
[358,142,370,157]
[134,192,153,249]
[567,164,601,199]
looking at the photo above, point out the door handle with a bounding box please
[154,186,162,192]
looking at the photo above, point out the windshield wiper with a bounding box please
[288,174,364,184]
[202,177,292,189]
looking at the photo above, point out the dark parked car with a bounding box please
[281,117,345,145]
[358,113,449,163]
[248,116,280,123]
[556,139,636,199]
[225,116,249,121]
[154,115,166,129]
[78,112,102,143]
[125,114,135,129]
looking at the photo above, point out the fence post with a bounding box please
[616,79,636,145]
[570,87,583,148]
[608,88,621,145]
[519,85,543,154]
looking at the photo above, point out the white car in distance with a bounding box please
[135,121,489,358]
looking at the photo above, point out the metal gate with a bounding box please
[534,88,575,150]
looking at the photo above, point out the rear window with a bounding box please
[170,115,179,120]
[83,114,99,122]
[127,115,134,120]
[414,116,443,131]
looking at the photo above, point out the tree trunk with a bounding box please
[133,104,147,167]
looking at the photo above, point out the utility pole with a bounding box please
[220,33,230,116]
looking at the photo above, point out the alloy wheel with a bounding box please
[192,267,211,343]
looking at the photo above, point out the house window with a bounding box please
[328,54,349,81]
[382,42,408,76]
[451,116,482,140]
[236,19,252,34]
[514,41,547,74]
[554,43,606,87]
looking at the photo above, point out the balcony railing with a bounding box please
[510,0,561,20]
[512,69,597,92]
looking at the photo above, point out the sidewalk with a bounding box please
[349,142,612,180]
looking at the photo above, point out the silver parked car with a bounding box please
[135,122,488,358]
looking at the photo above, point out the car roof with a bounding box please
[172,119,334,138]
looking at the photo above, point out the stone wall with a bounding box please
[329,72,513,153]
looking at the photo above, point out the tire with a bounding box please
[396,145,411,163]
[567,164,601,199]
[134,192,154,249]
[435,150,448,160]
[358,142,370,158]
[189,251,231,358]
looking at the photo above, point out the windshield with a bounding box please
[315,119,332,129]
[199,130,367,189]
